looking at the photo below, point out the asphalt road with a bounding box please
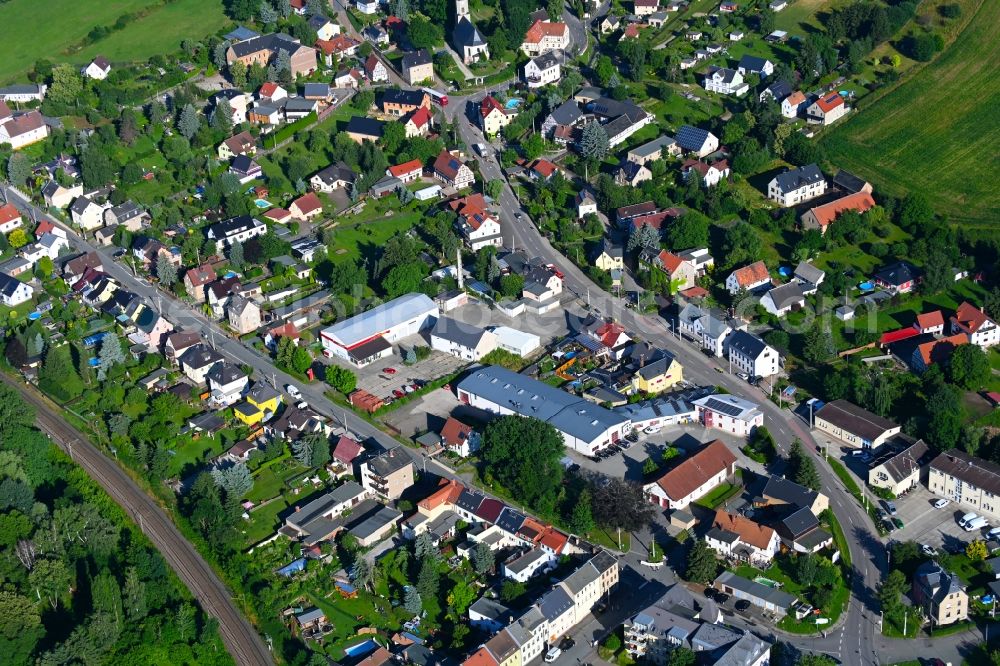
[0,373,274,666]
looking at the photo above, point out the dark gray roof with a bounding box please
[763,282,805,310]
[833,169,869,194]
[762,80,793,100]
[381,88,427,107]
[453,16,486,48]
[874,438,929,484]
[714,571,796,608]
[70,196,95,215]
[725,330,769,361]
[709,67,740,84]
[675,125,715,151]
[366,447,412,477]
[346,502,403,540]
[229,33,303,59]
[207,215,264,240]
[931,449,1000,497]
[230,154,257,173]
[762,475,818,509]
[431,316,490,349]
[915,561,965,602]
[402,49,432,69]
[180,343,224,370]
[456,489,485,514]
[548,100,584,126]
[314,162,356,185]
[530,52,560,71]
[303,83,329,98]
[470,596,511,621]
[539,585,574,621]
[779,506,820,538]
[207,361,246,386]
[285,97,317,113]
[225,26,260,42]
[587,97,645,123]
[496,507,526,534]
[873,260,920,287]
[773,164,824,193]
[0,84,45,96]
[690,622,741,652]
[738,54,772,72]
[346,116,385,137]
[793,262,825,285]
[0,272,27,298]
[816,400,899,442]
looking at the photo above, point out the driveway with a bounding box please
[890,485,980,553]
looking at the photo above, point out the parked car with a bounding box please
[933,498,951,509]
[892,517,904,529]
[714,592,730,604]
[644,425,662,435]
[392,389,405,398]
[959,512,980,529]
[735,599,751,612]
[920,544,937,557]
[384,367,397,375]
[559,637,575,650]
[884,500,898,516]
[286,384,301,399]
[703,587,716,600]
[736,372,749,381]
[544,648,561,663]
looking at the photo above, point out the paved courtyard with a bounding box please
[886,485,982,553]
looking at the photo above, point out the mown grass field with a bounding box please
[0,0,228,83]
[822,0,999,227]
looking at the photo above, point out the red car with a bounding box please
[384,367,397,375]
[392,389,405,398]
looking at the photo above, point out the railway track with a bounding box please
[4,375,274,666]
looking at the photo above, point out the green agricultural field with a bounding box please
[0,0,229,83]
[822,0,999,227]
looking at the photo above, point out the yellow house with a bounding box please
[594,239,624,272]
[247,383,281,417]
[632,354,683,394]
[233,400,265,426]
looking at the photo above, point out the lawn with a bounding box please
[821,0,998,228]
[733,556,849,634]
[694,482,742,509]
[0,0,229,83]
[323,205,425,264]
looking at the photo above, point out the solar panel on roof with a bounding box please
[705,397,744,417]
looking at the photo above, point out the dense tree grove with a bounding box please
[0,385,229,665]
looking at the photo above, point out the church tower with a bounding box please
[455,0,469,19]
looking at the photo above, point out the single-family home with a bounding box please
[207,361,249,405]
[0,203,23,234]
[524,52,561,88]
[206,215,267,252]
[681,158,730,187]
[951,301,999,349]
[440,417,481,457]
[758,475,830,516]
[781,91,807,118]
[309,15,340,41]
[70,196,109,231]
[914,310,946,335]
[333,68,364,89]
[290,192,323,221]
[402,49,435,84]
[760,282,805,316]
[674,125,719,158]
[594,238,624,272]
[644,439,737,510]
[315,35,361,64]
[767,164,826,206]
[82,56,111,80]
[41,181,83,209]
[217,131,256,160]
[703,67,748,96]
[345,116,385,143]
[0,272,33,306]
[807,92,848,125]
[627,136,680,165]
[434,150,476,190]
[179,343,224,385]
[760,80,793,103]
[736,55,774,78]
[380,89,431,117]
[387,159,424,184]
[630,351,684,394]
[725,261,771,294]
[615,161,652,187]
[793,262,825,294]
[364,54,389,83]
[311,162,356,192]
[678,303,740,356]
[873,260,920,294]
[257,81,287,102]
[800,191,876,234]
[911,334,969,373]
[814,399,901,449]
[229,154,263,184]
[360,447,415,501]
[725,330,780,378]
[228,295,262,335]
[430,317,498,361]
[576,190,598,219]
[635,0,659,14]
[184,264,218,302]
[913,562,968,626]
[705,510,780,567]
[643,250,697,292]
[0,84,47,103]
[729,30,745,41]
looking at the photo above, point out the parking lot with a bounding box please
[885,485,987,553]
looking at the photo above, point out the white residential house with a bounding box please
[0,203,22,234]
[703,68,748,96]
[644,440,737,510]
[520,20,570,56]
[693,394,764,436]
[726,330,780,378]
[430,317,498,361]
[807,92,849,125]
[767,164,827,207]
[82,56,111,80]
[725,261,771,295]
[737,55,774,78]
[705,510,781,567]
[523,52,561,88]
[0,272,33,306]
[207,362,250,406]
[781,91,807,118]
[576,190,598,218]
[951,302,999,349]
[206,215,267,252]
[678,303,739,357]
[760,282,806,316]
[503,548,555,582]
[70,196,109,231]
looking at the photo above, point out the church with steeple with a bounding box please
[452,0,490,64]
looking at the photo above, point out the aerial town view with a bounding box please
[0,0,997,664]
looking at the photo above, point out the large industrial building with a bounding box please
[455,365,630,455]
[320,293,439,366]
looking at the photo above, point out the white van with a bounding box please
[959,512,979,528]
[987,526,1000,540]
[965,516,989,532]
[544,648,561,663]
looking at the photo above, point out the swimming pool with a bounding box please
[858,281,874,291]
[778,266,791,277]
[343,640,379,658]
[254,198,272,208]
[753,576,781,589]
[504,98,522,110]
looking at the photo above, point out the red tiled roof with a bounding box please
[364,53,382,74]
[784,91,806,106]
[952,301,993,333]
[813,92,844,113]
[185,263,217,288]
[0,203,21,226]
[654,440,736,501]
[622,24,641,38]
[480,95,505,118]
[446,192,488,217]
[440,416,474,448]
[529,158,558,178]
[407,106,431,129]
[332,435,363,464]
[2,110,44,136]
[524,19,568,44]
[418,479,465,511]
[805,192,875,228]
[434,150,466,180]
[259,82,280,97]
[475,498,505,523]
[539,527,568,553]
[713,510,775,551]
[463,647,499,666]
[679,286,708,299]
[629,211,671,231]
[917,333,968,367]
[292,192,323,215]
[0,101,12,120]
[267,321,300,340]
[656,250,685,274]
[731,260,769,287]
[915,311,944,331]
[389,159,423,178]
[263,208,292,221]
[35,219,55,236]
[316,35,359,54]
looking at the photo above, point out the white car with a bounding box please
[933,498,950,509]
[286,384,302,400]
[959,512,979,528]
[920,544,937,557]
[644,425,662,435]
[544,648,562,663]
